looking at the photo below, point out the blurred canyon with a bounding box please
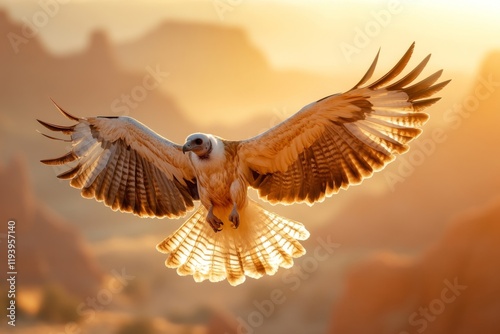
[0,2,499,333]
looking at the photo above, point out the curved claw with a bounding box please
[229,208,240,229]
[206,209,223,233]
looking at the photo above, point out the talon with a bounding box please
[208,216,223,233]
[229,208,240,229]
[207,208,223,233]
[213,223,223,233]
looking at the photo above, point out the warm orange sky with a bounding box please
[1,0,499,75]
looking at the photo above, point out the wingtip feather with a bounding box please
[37,119,75,134]
[40,152,78,165]
[368,42,416,89]
[386,53,432,91]
[351,47,380,90]
[412,97,442,111]
[36,130,72,142]
[49,98,80,121]
[56,164,81,179]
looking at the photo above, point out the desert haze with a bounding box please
[1,1,500,333]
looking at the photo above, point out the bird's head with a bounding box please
[182,133,213,159]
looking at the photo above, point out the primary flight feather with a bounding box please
[38,43,449,285]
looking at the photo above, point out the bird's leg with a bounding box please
[206,205,223,233]
[229,179,244,229]
[228,203,240,229]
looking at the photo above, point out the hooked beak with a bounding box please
[182,142,192,154]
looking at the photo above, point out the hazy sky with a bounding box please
[1,0,499,75]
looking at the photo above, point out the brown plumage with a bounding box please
[38,43,449,285]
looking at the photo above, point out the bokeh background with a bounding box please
[1,0,500,333]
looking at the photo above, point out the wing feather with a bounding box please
[38,104,198,218]
[367,41,415,89]
[239,43,449,205]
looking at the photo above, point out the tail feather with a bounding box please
[156,199,310,286]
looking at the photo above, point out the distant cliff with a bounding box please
[0,9,190,154]
[329,197,500,334]
[330,198,500,334]
[114,20,335,128]
[0,156,103,298]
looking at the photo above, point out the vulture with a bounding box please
[38,43,449,285]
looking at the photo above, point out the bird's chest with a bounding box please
[190,152,238,207]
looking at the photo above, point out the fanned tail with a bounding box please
[156,199,310,286]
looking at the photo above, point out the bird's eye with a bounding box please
[194,138,203,145]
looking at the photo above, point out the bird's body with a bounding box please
[188,139,242,215]
[38,43,449,285]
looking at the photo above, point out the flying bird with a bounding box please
[38,43,449,286]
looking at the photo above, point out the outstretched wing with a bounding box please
[238,43,450,205]
[38,101,198,218]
